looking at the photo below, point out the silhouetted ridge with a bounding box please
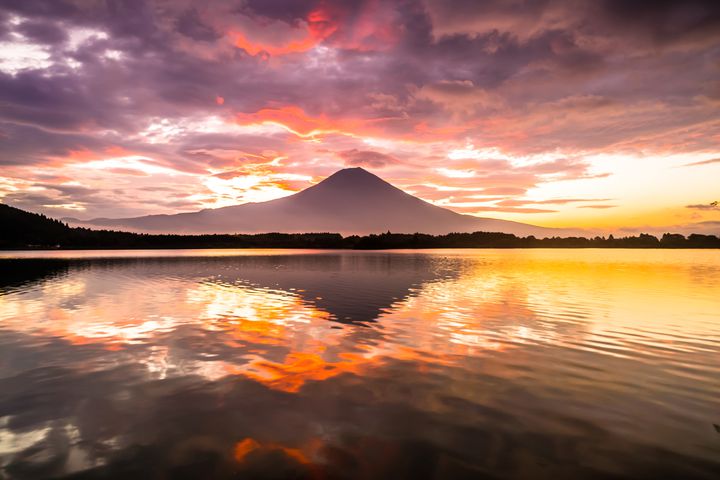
[294,167,412,200]
[3,203,720,249]
[67,167,568,236]
[319,167,384,184]
[314,167,397,189]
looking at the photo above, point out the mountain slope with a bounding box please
[0,203,72,248]
[70,167,569,237]
[4,202,718,249]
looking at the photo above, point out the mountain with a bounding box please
[0,203,72,248]
[68,167,570,237]
[4,201,719,249]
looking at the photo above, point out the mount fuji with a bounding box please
[69,167,573,237]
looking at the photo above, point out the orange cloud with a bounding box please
[106,168,149,176]
[231,6,337,57]
[230,2,399,57]
[231,31,319,57]
[234,105,437,142]
[306,6,339,41]
[322,0,399,52]
[240,351,366,393]
[413,120,474,139]
[233,438,313,466]
[54,146,137,166]
[105,146,133,156]
[235,105,368,138]
[66,149,98,161]
[233,438,261,462]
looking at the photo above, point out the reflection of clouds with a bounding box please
[185,281,381,390]
[0,421,105,477]
[65,316,180,346]
[190,282,323,329]
[0,251,719,478]
[1,342,718,479]
[387,269,553,355]
[0,417,50,456]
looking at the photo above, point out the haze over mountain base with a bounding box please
[67,168,581,237]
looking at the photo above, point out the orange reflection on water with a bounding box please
[234,351,366,393]
[233,438,311,465]
[1,250,718,398]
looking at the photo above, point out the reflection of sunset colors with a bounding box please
[233,438,311,465]
[1,251,718,396]
[0,251,719,477]
[190,282,376,390]
[1,1,719,234]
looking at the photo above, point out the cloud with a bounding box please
[686,201,719,211]
[682,157,720,167]
[16,19,68,44]
[175,8,221,42]
[497,198,613,207]
[0,0,718,228]
[481,187,527,195]
[450,205,558,214]
[426,0,720,49]
[338,149,399,168]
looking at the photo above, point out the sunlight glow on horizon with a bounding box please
[0,1,718,233]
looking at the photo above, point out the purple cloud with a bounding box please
[0,0,717,223]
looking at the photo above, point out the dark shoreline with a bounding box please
[4,203,720,250]
[4,231,720,251]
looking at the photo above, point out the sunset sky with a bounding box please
[1,0,719,234]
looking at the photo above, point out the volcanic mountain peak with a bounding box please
[67,168,573,237]
[321,166,379,182]
[299,167,403,196]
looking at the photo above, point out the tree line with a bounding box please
[2,203,719,249]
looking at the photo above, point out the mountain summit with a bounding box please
[70,167,567,237]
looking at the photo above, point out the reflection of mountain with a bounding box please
[201,254,459,324]
[1,251,719,479]
[0,259,73,294]
[70,168,568,237]
[0,254,459,324]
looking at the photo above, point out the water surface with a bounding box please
[0,249,718,479]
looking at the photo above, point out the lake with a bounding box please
[0,249,718,479]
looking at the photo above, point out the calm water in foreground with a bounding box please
[0,249,718,479]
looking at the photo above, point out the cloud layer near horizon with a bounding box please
[0,0,719,231]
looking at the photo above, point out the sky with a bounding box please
[0,0,719,234]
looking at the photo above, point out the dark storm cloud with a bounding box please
[407,28,604,91]
[426,0,720,46]
[0,0,80,18]
[241,0,317,24]
[175,8,222,42]
[16,19,68,44]
[596,0,720,46]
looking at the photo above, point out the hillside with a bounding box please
[2,203,719,249]
[68,168,570,237]
[0,203,74,248]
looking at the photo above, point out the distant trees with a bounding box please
[2,203,720,250]
[661,233,687,248]
[350,231,720,249]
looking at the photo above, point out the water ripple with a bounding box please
[0,249,718,479]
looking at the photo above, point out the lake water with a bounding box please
[0,249,718,479]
